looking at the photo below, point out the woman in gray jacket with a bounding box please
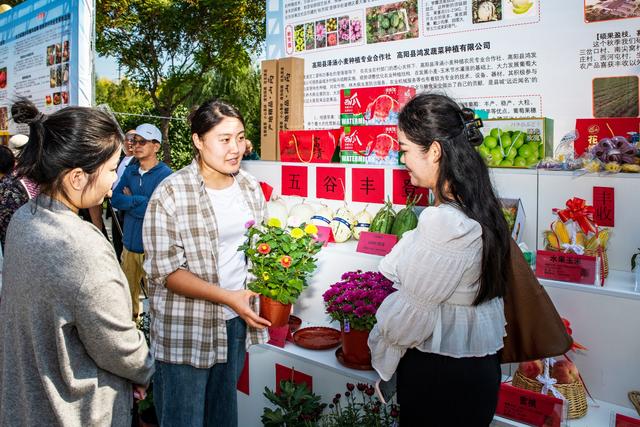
[0,99,154,427]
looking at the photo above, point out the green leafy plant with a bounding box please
[321,383,399,427]
[262,379,327,427]
[632,248,640,271]
[239,218,323,304]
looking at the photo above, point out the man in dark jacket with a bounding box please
[111,123,172,318]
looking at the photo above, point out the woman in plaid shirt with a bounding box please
[143,100,271,427]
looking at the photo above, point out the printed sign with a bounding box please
[281,165,308,197]
[392,169,429,206]
[356,231,397,256]
[316,167,345,200]
[351,168,384,203]
[496,383,564,427]
[593,186,615,227]
[536,250,596,285]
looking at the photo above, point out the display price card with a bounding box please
[316,167,345,200]
[356,231,397,256]
[351,168,384,203]
[281,165,308,197]
[496,383,564,427]
[392,169,429,206]
[314,225,333,246]
[615,413,640,427]
[535,250,596,285]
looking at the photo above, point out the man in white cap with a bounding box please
[111,123,172,318]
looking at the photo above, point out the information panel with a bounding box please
[0,0,94,139]
[266,1,640,147]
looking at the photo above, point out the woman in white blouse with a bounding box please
[368,93,510,426]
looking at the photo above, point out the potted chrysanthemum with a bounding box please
[323,271,395,367]
[239,218,323,326]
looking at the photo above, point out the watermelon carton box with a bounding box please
[340,125,400,165]
[340,85,415,126]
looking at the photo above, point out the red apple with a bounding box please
[551,360,579,384]
[518,360,543,379]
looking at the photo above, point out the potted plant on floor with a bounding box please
[261,377,327,426]
[240,218,323,326]
[323,271,395,367]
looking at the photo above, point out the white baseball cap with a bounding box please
[133,123,162,143]
[8,134,28,156]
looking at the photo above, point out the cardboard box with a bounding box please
[500,198,525,243]
[340,85,415,126]
[340,125,400,165]
[479,118,553,168]
[277,57,305,142]
[574,117,640,157]
[260,59,278,160]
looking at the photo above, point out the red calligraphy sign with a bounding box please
[392,169,428,206]
[275,364,313,395]
[316,167,345,200]
[236,352,250,395]
[496,383,564,427]
[351,168,384,203]
[593,186,615,227]
[281,165,308,197]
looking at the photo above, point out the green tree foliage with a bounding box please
[96,0,265,166]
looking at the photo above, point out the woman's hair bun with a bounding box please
[11,98,43,125]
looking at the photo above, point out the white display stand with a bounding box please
[237,161,640,425]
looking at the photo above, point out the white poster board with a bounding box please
[0,0,94,139]
[266,1,640,146]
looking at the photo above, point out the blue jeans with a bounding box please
[153,317,247,427]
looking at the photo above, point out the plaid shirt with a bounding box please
[143,160,268,368]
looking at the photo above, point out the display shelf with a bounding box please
[260,320,378,383]
[539,269,640,301]
[493,394,639,427]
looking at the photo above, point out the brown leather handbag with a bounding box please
[499,239,573,363]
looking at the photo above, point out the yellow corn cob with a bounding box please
[598,228,610,249]
[545,231,560,249]
[575,232,585,247]
[552,221,571,244]
[585,234,599,251]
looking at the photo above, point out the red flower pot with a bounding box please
[259,295,292,327]
[341,327,371,365]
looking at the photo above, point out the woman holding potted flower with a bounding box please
[367,94,510,426]
[143,100,270,427]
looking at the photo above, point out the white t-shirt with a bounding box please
[206,180,253,319]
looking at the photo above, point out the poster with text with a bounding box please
[267,1,640,150]
[0,0,94,139]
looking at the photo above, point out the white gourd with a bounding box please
[330,205,355,243]
[266,198,288,227]
[353,206,372,240]
[310,205,333,227]
[288,199,315,224]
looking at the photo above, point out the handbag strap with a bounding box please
[292,133,315,163]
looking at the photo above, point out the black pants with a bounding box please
[397,349,501,427]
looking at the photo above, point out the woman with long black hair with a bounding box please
[368,93,510,426]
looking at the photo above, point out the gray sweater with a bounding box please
[0,196,154,426]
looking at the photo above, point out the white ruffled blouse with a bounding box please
[368,203,506,381]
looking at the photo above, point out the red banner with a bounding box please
[593,186,615,227]
[392,169,429,206]
[351,168,384,203]
[316,167,345,200]
[275,364,313,395]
